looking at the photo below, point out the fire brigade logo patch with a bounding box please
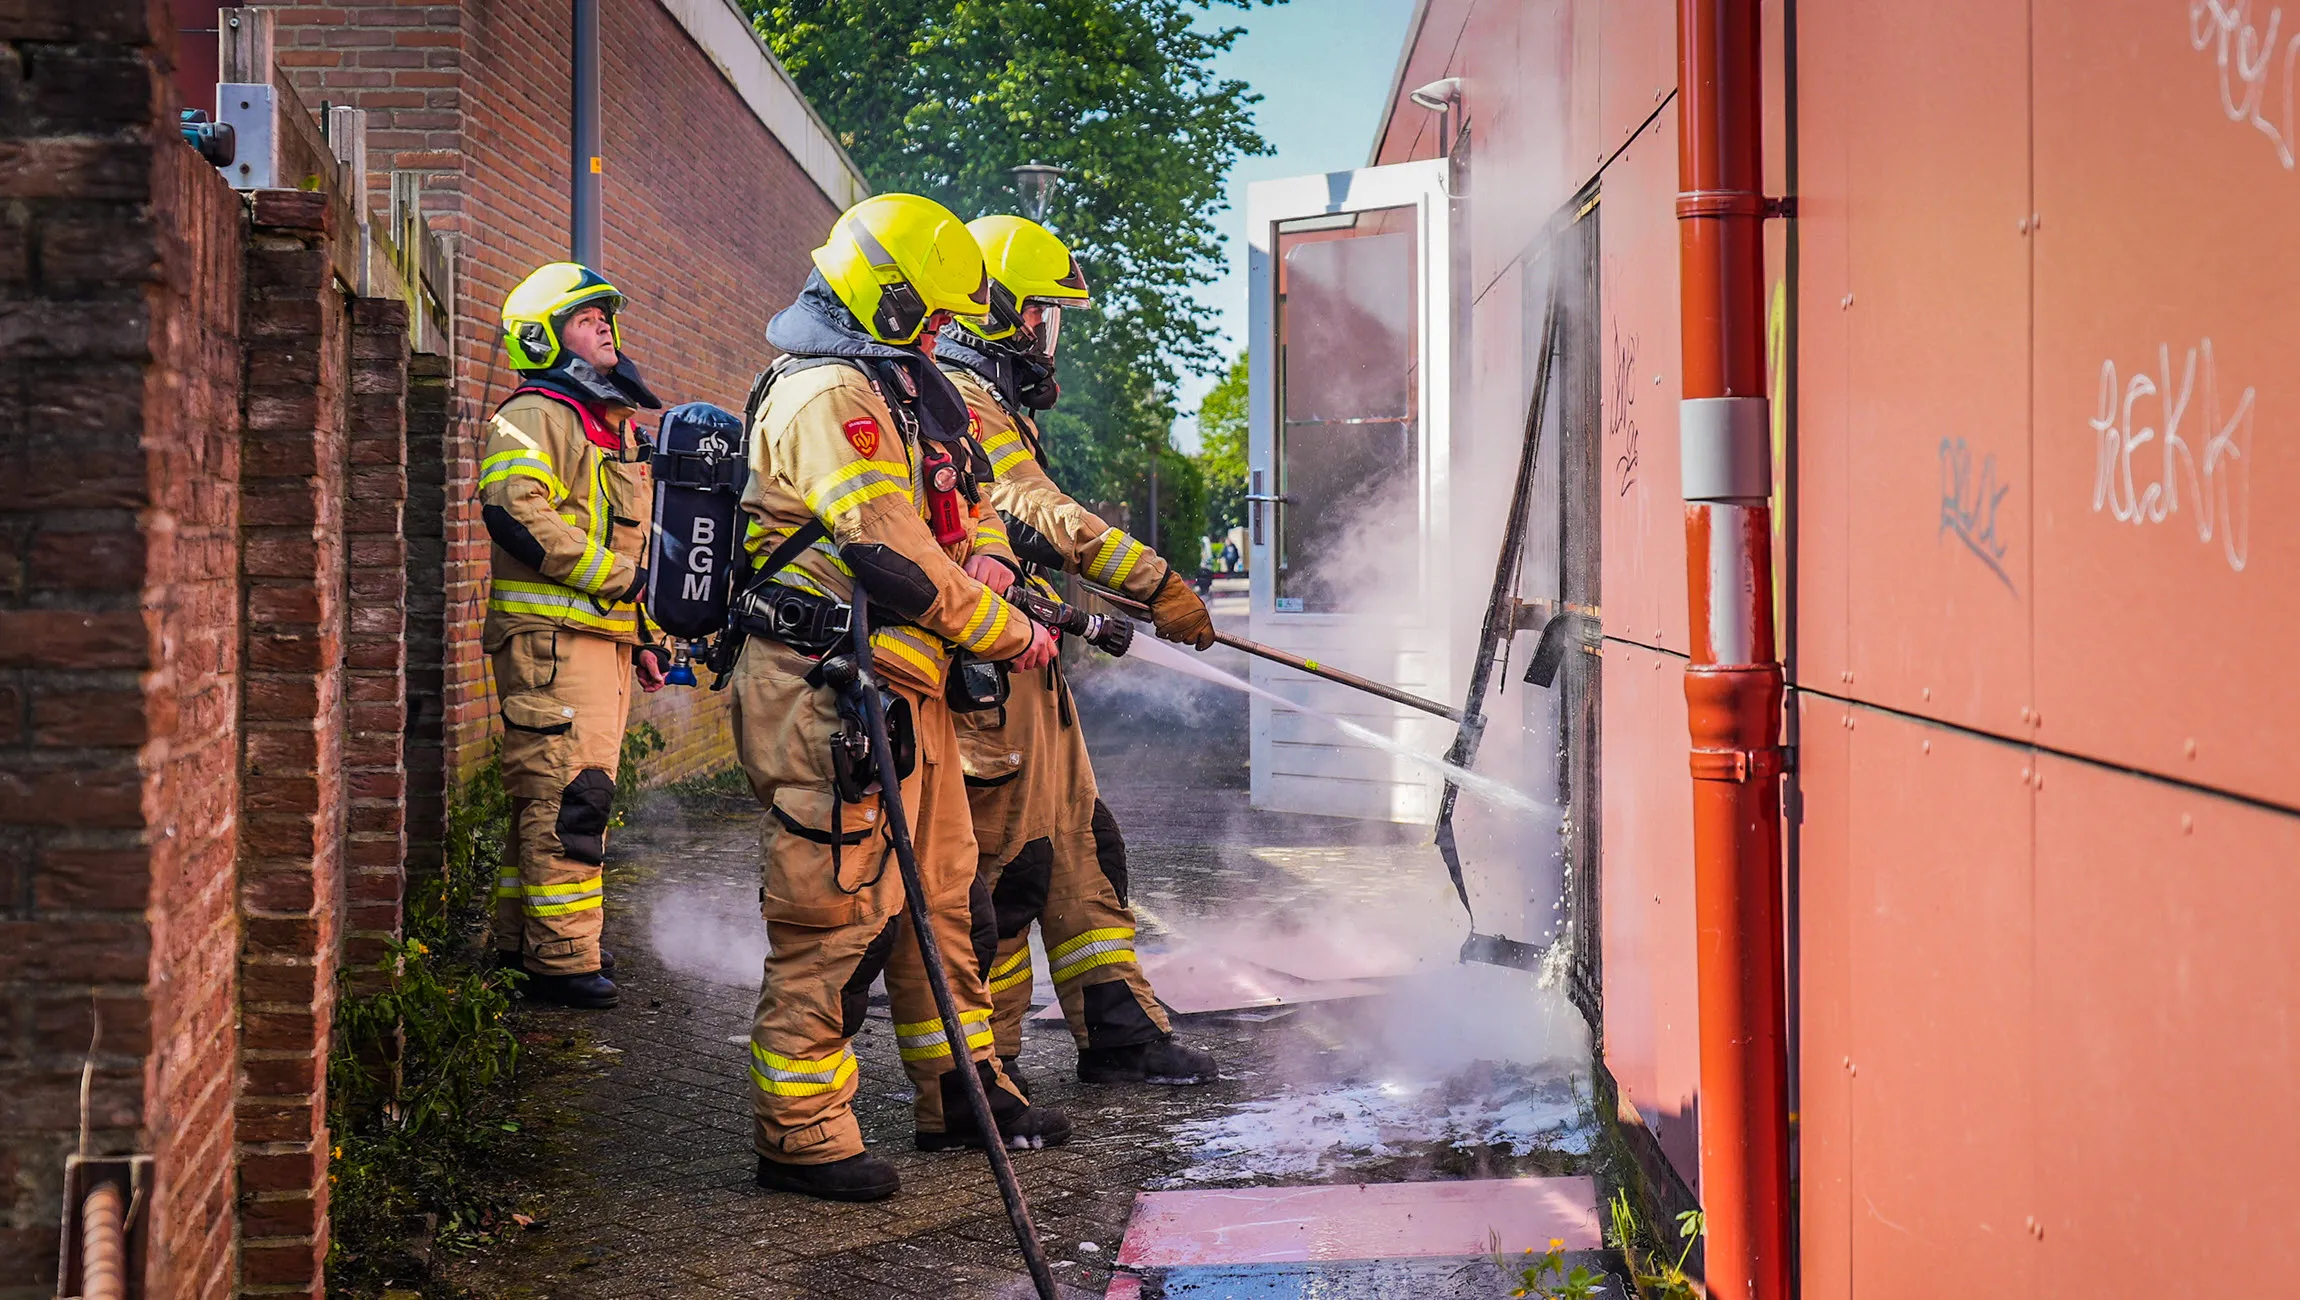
[842,416,880,458]
[968,410,981,436]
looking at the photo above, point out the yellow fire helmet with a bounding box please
[501,262,627,371]
[812,194,991,345]
[961,214,1093,344]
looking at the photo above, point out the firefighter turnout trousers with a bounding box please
[916,663,1169,1130]
[490,628,633,974]
[733,638,1026,1164]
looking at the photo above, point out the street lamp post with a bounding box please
[1008,163,1067,221]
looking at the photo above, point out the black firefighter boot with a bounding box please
[755,1151,901,1203]
[521,966,620,1010]
[1074,982,1217,1084]
[1078,1034,1218,1085]
[916,1060,1072,1152]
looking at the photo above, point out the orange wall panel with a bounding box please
[1789,0,1853,693]
[1600,122,1690,658]
[2033,756,2300,1290]
[1845,711,2038,1298]
[1790,692,1853,1300]
[2030,0,2300,807]
[1840,0,2036,736]
[1599,640,1700,1188]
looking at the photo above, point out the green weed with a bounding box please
[1605,1189,1705,1300]
[327,760,523,1291]
[1493,1230,1609,1298]
[613,721,666,828]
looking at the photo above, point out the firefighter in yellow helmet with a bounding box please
[482,263,669,1009]
[928,215,1218,1117]
[732,194,1069,1203]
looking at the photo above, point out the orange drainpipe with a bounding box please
[1675,1,1792,1297]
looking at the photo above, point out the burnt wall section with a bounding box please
[0,0,247,1294]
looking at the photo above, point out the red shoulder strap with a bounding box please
[509,385,622,452]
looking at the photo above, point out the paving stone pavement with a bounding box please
[444,636,1595,1299]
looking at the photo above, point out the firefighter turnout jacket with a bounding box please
[480,386,653,646]
[739,362,1031,687]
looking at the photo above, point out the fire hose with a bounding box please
[1076,580,1466,724]
[831,591,1059,1300]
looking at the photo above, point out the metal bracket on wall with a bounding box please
[215,82,276,189]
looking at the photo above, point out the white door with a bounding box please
[1245,160,1456,822]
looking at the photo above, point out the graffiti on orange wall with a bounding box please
[1610,318,1643,497]
[2191,0,2300,170]
[1938,437,2017,593]
[2089,339,2256,572]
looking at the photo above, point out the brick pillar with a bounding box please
[343,299,410,984]
[0,5,247,1297]
[234,190,350,1298]
[403,352,450,881]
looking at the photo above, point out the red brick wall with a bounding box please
[0,0,247,1292]
[343,299,410,981]
[274,0,844,785]
[234,189,355,1296]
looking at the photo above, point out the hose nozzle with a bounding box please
[1009,588,1133,658]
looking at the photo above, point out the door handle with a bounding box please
[1242,493,1290,503]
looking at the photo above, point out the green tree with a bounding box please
[750,0,1279,509]
[1193,350,1247,536]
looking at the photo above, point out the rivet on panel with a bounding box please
[1842,1056,1851,1071]
[1654,373,1662,386]
[2019,705,2032,723]
[2025,1216,2037,1236]
[2020,766,2032,783]
[2031,212,2043,229]
[2181,813,2194,834]
[1921,740,1931,754]
[2034,771,2044,791]
[1840,293,1854,309]
[2017,216,2030,234]
[1921,686,1931,701]
[2185,738,2198,758]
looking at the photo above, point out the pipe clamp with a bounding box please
[1680,396,1771,503]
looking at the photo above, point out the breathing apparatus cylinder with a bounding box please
[646,402,750,652]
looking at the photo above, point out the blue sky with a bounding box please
[1170,0,1421,450]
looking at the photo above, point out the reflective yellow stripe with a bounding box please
[871,625,946,687]
[956,589,1013,654]
[804,457,914,520]
[750,1042,858,1097]
[568,539,618,594]
[521,874,605,917]
[1085,529,1148,585]
[492,874,521,900]
[973,512,1011,547]
[479,450,567,498]
[893,1008,995,1062]
[488,580,637,633]
[987,948,1033,994]
[1048,926,1137,985]
[981,428,1032,477]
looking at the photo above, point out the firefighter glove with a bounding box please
[1147,571,1214,650]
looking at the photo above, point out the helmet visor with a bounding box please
[1036,304,1063,358]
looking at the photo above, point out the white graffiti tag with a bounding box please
[2089,340,2255,572]
[2191,0,2300,169]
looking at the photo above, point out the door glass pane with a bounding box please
[1274,205,1418,614]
